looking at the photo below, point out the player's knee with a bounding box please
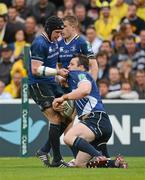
[64,134,71,145]
[64,133,74,146]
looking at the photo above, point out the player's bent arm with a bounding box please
[31,59,57,76]
[63,81,92,100]
[89,58,98,81]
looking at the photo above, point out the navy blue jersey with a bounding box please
[68,71,105,118]
[58,35,94,68]
[28,33,59,84]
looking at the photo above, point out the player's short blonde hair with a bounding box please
[63,15,79,28]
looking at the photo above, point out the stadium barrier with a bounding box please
[0,99,145,157]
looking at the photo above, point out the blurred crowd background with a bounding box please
[0,0,145,100]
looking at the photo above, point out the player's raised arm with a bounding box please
[88,56,98,81]
[80,39,98,80]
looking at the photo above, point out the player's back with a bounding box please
[68,70,105,118]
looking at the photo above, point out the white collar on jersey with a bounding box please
[41,32,53,43]
[64,34,79,45]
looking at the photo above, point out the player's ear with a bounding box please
[79,64,85,71]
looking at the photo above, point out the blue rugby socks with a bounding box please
[48,124,62,162]
[41,122,68,153]
[72,137,101,157]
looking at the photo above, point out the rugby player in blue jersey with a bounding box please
[28,16,69,167]
[34,15,99,167]
[53,54,128,168]
[58,15,98,81]
[57,15,99,157]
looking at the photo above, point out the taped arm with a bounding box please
[31,60,68,78]
[31,60,58,76]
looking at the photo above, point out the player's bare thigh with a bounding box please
[64,122,96,145]
[63,109,77,135]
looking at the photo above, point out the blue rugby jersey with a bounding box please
[68,70,105,118]
[28,33,59,84]
[58,35,94,68]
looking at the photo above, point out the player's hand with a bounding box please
[57,68,69,78]
[52,97,65,111]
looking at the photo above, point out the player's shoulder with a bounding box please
[77,36,91,48]
[69,70,78,77]
[33,34,44,42]
[68,70,79,80]
[69,70,89,80]
[69,70,87,75]
[76,35,87,43]
[32,35,47,47]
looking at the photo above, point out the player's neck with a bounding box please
[65,33,78,43]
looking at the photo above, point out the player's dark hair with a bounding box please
[44,16,64,40]
[75,54,89,71]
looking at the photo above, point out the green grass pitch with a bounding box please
[0,157,145,180]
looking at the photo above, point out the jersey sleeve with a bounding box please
[30,40,46,62]
[79,38,95,59]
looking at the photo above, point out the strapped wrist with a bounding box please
[37,66,57,76]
